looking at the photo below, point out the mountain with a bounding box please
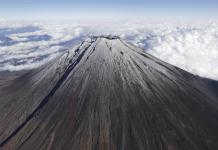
[0,36,218,150]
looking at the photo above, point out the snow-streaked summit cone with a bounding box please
[0,36,218,150]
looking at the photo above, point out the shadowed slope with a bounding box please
[0,36,218,150]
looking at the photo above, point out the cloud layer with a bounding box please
[0,20,218,80]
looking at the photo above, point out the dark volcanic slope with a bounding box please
[0,36,218,150]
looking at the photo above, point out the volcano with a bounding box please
[0,36,218,150]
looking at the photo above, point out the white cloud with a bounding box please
[0,52,61,71]
[123,23,218,80]
[0,20,218,80]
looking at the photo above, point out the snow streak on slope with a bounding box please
[0,20,218,80]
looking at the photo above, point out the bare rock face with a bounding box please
[0,36,218,150]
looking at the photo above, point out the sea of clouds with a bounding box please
[0,19,218,80]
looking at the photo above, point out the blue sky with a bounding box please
[0,0,218,20]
